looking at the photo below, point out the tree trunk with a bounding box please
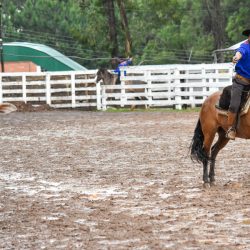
[117,0,132,57]
[204,0,225,62]
[103,0,119,68]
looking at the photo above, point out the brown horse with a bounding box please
[190,89,250,187]
[96,68,148,110]
[96,68,119,86]
[0,103,17,113]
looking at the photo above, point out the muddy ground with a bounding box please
[0,110,249,250]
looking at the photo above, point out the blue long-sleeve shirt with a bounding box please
[114,59,133,75]
[236,40,250,79]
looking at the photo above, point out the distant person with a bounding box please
[114,56,133,78]
[226,28,250,140]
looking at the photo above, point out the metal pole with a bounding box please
[0,1,4,72]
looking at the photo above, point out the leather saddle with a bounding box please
[215,85,250,116]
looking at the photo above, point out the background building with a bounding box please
[1,42,87,72]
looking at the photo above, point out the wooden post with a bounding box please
[101,86,107,111]
[45,73,51,106]
[96,81,101,110]
[71,73,76,108]
[190,86,195,108]
[201,66,207,101]
[120,70,126,107]
[22,74,27,103]
[174,67,182,110]
[146,70,152,108]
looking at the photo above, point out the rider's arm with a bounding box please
[119,57,133,67]
[233,51,242,63]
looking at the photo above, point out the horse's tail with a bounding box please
[190,119,208,163]
[0,103,17,114]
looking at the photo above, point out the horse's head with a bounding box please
[96,68,106,83]
[96,68,118,85]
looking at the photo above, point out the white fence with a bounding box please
[0,63,234,110]
[0,70,100,109]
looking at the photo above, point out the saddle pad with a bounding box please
[216,94,250,117]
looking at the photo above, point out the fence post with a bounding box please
[211,67,218,93]
[71,72,76,108]
[0,74,2,103]
[190,86,195,108]
[174,67,182,110]
[146,70,152,107]
[22,74,27,103]
[46,73,51,106]
[229,64,234,85]
[96,81,101,110]
[120,71,126,107]
[201,66,207,101]
[101,85,107,111]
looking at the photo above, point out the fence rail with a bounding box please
[0,63,234,110]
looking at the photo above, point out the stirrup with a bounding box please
[226,127,236,140]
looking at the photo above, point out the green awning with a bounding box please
[3,42,87,71]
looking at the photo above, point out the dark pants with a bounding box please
[229,77,249,113]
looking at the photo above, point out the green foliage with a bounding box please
[3,0,249,69]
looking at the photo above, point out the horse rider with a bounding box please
[226,29,250,140]
[113,56,133,83]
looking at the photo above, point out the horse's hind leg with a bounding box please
[209,128,229,184]
[130,97,140,110]
[202,127,217,185]
[202,158,209,186]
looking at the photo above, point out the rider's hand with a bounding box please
[232,52,242,64]
[232,56,238,64]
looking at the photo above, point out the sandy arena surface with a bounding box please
[0,110,249,249]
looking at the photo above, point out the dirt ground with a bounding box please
[0,109,249,250]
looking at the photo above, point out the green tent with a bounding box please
[3,42,87,71]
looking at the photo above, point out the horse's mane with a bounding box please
[98,68,112,75]
[97,67,107,73]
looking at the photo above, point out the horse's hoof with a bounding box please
[203,183,210,189]
[210,181,216,187]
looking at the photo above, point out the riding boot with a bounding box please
[226,111,237,140]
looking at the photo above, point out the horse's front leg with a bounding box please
[203,159,210,186]
[209,159,216,184]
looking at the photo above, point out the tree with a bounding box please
[3,0,250,69]
[4,0,106,68]
[117,0,132,57]
[225,0,250,43]
[102,0,118,68]
[203,0,225,62]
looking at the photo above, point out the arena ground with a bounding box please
[0,110,249,249]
